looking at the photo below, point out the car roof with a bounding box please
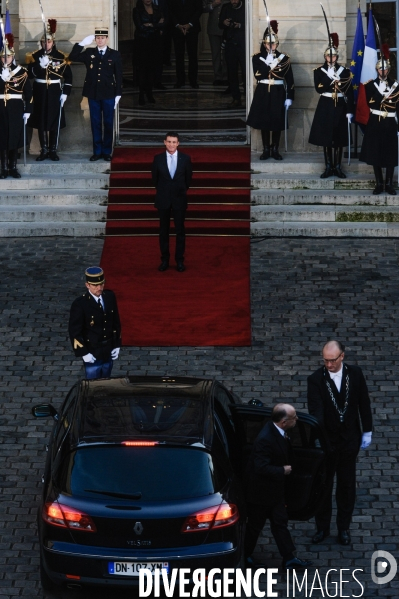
[70,376,215,449]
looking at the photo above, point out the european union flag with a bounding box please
[350,7,365,103]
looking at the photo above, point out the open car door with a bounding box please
[229,404,330,521]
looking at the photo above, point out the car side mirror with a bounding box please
[32,404,59,420]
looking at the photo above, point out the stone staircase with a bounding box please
[251,153,399,237]
[0,154,108,237]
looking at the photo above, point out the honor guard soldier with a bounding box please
[69,267,122,380]
[359,46,399,195]
[69,27,122,161]
[246,22,294,160]
[309,33,354,179]
[26,19,72,161]
[0,36,32,179]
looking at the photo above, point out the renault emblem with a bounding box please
[133,522,143,535]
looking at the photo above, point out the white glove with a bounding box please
[39,55,50,68]
[111,347,120,360]
[23,113,30,124]
[79,34,95,46]
[265,53,274,65]
[346,113,353,123]
[60,94,67,107]
[269,58,279,71]
[82,353,96,363]
[114,95,121,109]
[361,432,372,449]
[1,68,10,82]
[285,99,292,109]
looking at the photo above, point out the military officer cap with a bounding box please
[85,266,105,284]
[95,26,109,36]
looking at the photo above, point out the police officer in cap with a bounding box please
[309,33,354,179]
[0,37,32,179]
[69,267,122,380]
[69,26,123,161]
[26,19,72,161]
[246,22,294,161]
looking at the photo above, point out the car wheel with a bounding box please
[40,555,56,591]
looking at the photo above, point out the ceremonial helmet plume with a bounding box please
[0,34,15,57]
[262,20,279,46]
[324,32,339,58]
[376,43,391,70]
[41,18,57,42]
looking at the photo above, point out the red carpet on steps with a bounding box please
[100,146,251,347]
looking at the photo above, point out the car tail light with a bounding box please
[122,441,158,447]
[43,502,97,532]
[181,503,239,533]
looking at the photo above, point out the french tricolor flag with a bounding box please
[355,9,378,125]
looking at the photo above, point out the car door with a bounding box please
[229,404,329,521]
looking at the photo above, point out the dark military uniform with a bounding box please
[0,61,33,177]
[69,43,123,157]
[26,47,72,156]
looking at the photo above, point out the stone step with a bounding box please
[0,205,107,223]
[251,152,380,175]
[251,173,380,190]
[0,189,109,206]
[251,221,399,237]
[251,189,399,206]
[18,153,110,175]
[0,221,106,237]
[0,174,109,191]
[251,204,399,223]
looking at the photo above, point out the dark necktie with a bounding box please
[98,298,103,311]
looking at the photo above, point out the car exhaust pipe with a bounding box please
[66,583,82,590]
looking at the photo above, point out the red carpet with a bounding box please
[100,146,251,346]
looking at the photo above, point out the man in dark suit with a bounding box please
[69,266,122,380]
[307,340,373,546]
[69,27,122,161]
[168,0,203,88]
[244,403,313,571]
[151,132,193,272]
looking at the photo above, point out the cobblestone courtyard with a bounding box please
[1,237,398,598]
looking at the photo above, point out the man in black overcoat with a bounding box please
[69,267,122,380]
[151,132,193,272]
[26,20,72,161]
[218,0,245,107]
[244,403,313,571]
[69,27,122,161]
[168,0,203,88]
[307,340,372,546]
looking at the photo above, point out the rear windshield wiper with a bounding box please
[85,489,142,499]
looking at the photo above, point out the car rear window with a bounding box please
[57,446,227,501]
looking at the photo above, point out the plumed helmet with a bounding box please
[376,44,391,70]
[324,32,339,58]
[262,20,279,46]
[41,19,57,42]
[0,34,15,57]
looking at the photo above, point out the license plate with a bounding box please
[108,562,169,577]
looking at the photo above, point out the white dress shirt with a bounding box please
[329,365,343,392]
[89,290,104,309]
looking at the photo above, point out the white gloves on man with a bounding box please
[285,99,292,109]
[269,58,279,71]
[114,95,121,109]
[1,68,10,82]
[39,55,50,68]
[79,34,95,47]
[111,347,120,360]
[83,353,96,363]
[60,94,67,107]
[361,432,372,449]
[346,113,353,123]
[23,113,30,124]
[265,53,274,65]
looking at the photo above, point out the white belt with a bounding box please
[0,94,23,99]
[259,79,284,85]
[370,109,396,118]
[34,79,61,84]
[322,92,343,98]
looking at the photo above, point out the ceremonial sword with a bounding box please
[37,0,48,53]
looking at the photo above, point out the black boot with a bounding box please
[48,131,59,161]
[334,147,346,178]
[0,150,8,179]
[36,129,48,161]
[260,130,271,160]
[373,166,384,195]
[271,145,283,160]
[385,167,396,195]
[8,149,21,178]
[271,131,283,160]
[320,147,333,178]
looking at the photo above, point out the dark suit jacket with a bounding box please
[151,150,193,209]
[167,0,203,31]
[69,289,122,361]
[244,420,294,508]
[307,363,372,448]
[69,44,123,100]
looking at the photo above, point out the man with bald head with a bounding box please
[307,340,372,546]
[244,403,313,571]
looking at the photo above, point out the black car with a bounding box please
[32,376,329,591]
